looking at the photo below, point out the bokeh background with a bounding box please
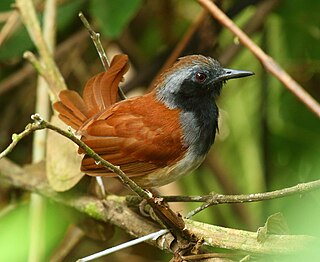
[0,0,319,261]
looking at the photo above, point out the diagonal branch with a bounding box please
[15,0,67,98]
[0,114,193,245]
[78,12,110,71]
[78,12,126,100]
[30,114,151,199]
[197,0,320,118]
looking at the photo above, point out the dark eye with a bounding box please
[195,72,207,83]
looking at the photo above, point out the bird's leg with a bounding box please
[138,188,168,218]
[138,199,151,217]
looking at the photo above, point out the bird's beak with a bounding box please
[214,68,254,83]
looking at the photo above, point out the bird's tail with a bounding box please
[53,54,129,130]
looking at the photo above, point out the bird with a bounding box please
[53,54,253,188]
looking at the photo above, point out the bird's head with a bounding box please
[155,55,254,109]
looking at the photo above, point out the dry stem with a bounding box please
[15,0,67,98]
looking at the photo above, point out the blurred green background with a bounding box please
[0,0,319,261]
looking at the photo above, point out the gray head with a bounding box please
[155,55,253,110]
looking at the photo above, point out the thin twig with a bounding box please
[165,179,320,203]
[197,0,320,118]
[126,179,320,219]
[30,114,151,200]
[219,0,280,65]
[78,12,126,100]
[185,180,320,217]
[23,51,47,77]
[126,179,320,206]
[78,12,110,71]
[0,114,148,199]
[0,123,43,159]
[0,10,20,46]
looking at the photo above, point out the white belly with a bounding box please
[132,149,206,187]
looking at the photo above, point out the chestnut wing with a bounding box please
[79,95,186,177]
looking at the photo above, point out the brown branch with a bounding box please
[0,157,317,257]
[197,0,320,118]
[127,175,320,218]
[218,0,280,65]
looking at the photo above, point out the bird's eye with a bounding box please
[195,72,207,83]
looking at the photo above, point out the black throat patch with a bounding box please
[175,87,219,156]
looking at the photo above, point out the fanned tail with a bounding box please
[53,54,129,130]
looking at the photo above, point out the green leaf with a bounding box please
[89,0,142,39]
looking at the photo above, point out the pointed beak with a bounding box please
[214,68,254,83]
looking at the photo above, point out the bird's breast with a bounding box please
[179,103,219,156]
